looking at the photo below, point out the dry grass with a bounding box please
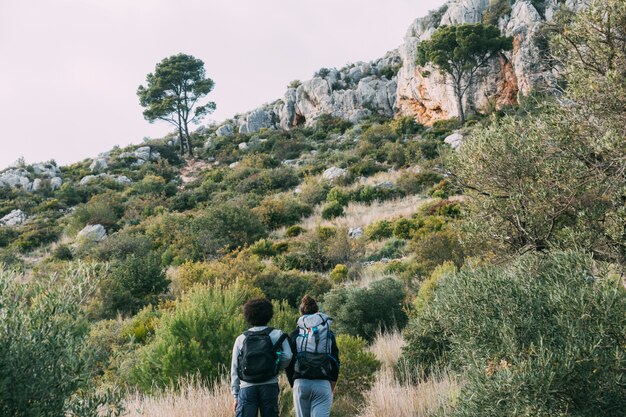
[357,369,460,417]
[368,329,405,371]
[123,378,233,417]
[301,194,430,231]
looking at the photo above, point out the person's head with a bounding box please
[299,295,319,315]
[243,298,273,326]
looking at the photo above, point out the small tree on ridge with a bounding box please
[417,24,513,124]
[137,53,216,156]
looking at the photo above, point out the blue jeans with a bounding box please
[236,383,279,417]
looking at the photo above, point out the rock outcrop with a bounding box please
[77,224,107,242]
[212,0,583,133]
[0,209,27,227]
[0,162,62,192]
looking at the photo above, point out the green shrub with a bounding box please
[253,197,313,230]
[392,218,418,239]
[402,251,626,416]
[70,191,124,232]
[333,334,380,406]
[249,239,277,258]
[96,252,169,318]
[0,264,120,416]
[129,284,259,391]
[0,227,18,248]
[483,0,512,25]
[412,227,465,274]
[396,171,443,195]
[13,220,60,253]
[327,187,349,206]
[413,261,456,316]
[391,116,422,136]
[330,264,349,284]
[321,201,344,220]
[367,238,406,261]
[285,225,305,237]
[252,268,332,308]
[298,177,329,205]
[325,278,408,341]
[365,220,393,240]
[52,244,74,261]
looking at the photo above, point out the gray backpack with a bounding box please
[295,313,334,379]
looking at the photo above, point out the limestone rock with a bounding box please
[134,146,160,161]
[77,224,107,242]
[32,178,43,192]
[114,175,132,185]
[50,177,63,190]
[216,124,235,137]
[1,209,27,227]
[89,158,108,172]
[79,175,98,186]
[322,167,347,181]
[444,132,464,150]
[239,108,274,134]
[238,142,249,151]
[348,227,364,239]
[31,163,60,177]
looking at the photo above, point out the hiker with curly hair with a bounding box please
[231,298,292,417]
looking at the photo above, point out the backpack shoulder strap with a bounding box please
[273,332,288,351]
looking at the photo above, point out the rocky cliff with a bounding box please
[216,0,584,135]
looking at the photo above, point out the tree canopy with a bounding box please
[417,23,513,124]
[137,54,215,156]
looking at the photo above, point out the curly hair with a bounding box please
[243,298,273,326]
[299,295,319,315]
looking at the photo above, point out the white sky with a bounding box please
[0,0,445,169]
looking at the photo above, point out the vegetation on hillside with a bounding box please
[0,1,624,416]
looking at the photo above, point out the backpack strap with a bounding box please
[244,327,274,337]
[273,332,288,351]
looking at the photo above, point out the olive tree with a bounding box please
[137,53,216,156]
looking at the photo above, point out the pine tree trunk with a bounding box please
[455,82,466,125]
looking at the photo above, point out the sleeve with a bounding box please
[230,335,242,399]
[329,332,340,382]
[285,329,298,387]
[278,332,293,370]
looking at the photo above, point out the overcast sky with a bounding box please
[0,0,445,169]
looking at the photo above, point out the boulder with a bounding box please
[348,227,364,239]
[114,175,132,185]
[322,167,347,181]
[238,142,249,151]
[239,108,274,134]
[79,175,98,186]
[375,181,394,189]
[229,161,240,169]
[77,224,107,242]
[50,177,63,190]
[89,158,108,172]
[1,209,27,227]
[31,163,59,177]
[444,132,464,150]
[32,178,43,192]
[134,146,160,161]
[216,124,235,137]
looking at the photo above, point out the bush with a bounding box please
[70,191,125,231]
[251,268,331,308]
[367,238,406,261]
[96,252,169,318]
[321,201,344,220]
[403,251,626,416]
[52,244,73,261]
[412,227,465,274]
[396,171,443,195]
[326,187,349,206]
[333,334,380,404]
[0,265,120,416]
[253,197,313,230]
[392,218,418,239]
[365,220,393,240]
[330,264,349,284]
[285,225,305,237]
[325,278,408,341]
[129,284,259,391]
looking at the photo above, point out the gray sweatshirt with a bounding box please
[230,326,293,399]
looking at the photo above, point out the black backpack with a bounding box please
[237,327,288,383]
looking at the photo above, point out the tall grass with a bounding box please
[357,369,459,417]
[368,329,405,370]
[123,378,232,417]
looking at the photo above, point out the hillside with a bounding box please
[0,1,624,416]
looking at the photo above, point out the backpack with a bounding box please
[294,313,335,379]
[237,327,288,383]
